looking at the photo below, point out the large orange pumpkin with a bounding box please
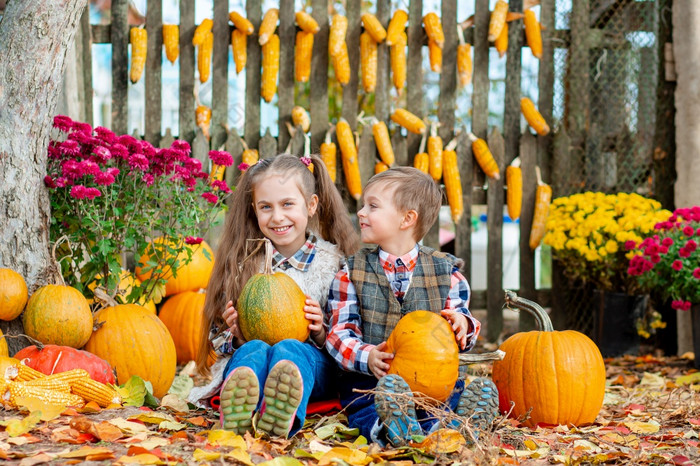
[492,292,606,427]
[84,304,176,398]
[159,290,211,365]
[0,268,28,321]
[87,269,156,313]
[385,310,460,402]
[23,284,93,348]
[135,238,214,297]
[237,239,310,345]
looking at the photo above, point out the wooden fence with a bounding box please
[69,0,671,339]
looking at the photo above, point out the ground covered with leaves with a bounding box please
[0,351,698,465]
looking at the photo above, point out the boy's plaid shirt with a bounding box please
[325,245,481,374]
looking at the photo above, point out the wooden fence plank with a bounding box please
[259,128,277,158]
[504,0,522,171]
[486,127,505,341]
[179,0,195,141]
[79,7,93,126]
[211,0,230,150]
[310,0,329,151]
[567,0,590,194]
[405,0,424,164]
[145,0,163,145]
[277,0,295,152]
[375,0,391,122]
[518,132,537,331]
[538,0,555,185]
[342,0,361,129]
[111,0,129,134]
[471,0,490,205]
[550,126,570,329]
[455,127,473,280]
[244,1,262,149]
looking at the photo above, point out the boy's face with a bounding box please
[357,182,406,245]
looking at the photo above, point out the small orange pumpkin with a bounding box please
[0,329,9,358]
[23,284,93,349]
[385,310,460,402]
[159,290,213,365]
[87,269,156,313]
[135,238,215,296]
[84,304,176,398]
[0,268,28,321]
[237,239,310,345]
[492,292,606,427]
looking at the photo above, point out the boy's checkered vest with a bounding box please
[346,245,463,345]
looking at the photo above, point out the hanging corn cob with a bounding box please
[320,127,337,183]
[71,378,122,408]
[413,131,429,174]
[329,14,348,57]
[261,33,280,102]
[196,104,212,139]
[292,106,311,133]
[210,164,225,183]
[332,41,351,86]
[524,9,542,59]
[386,9,408,46]
[295,31,314,83]
[488,0,509,41]
[232,28,247,74]
[495,21,508,57]
[442,136,464,223]
[375,161,390,174]
[427,123,443,182]
[457,26,472,86]
[296,11,320,34]
[361,13,387,43]
[229,11,254,35]
[198,31,213,83]
[506,158,522,220]
[360,32,377,93]
[423,12,445,49]
[529,166,552,250]
[259,8,279,46]
[391,108,426,134]
[390,31,407,94]
[468,132,500,179]
[129,27,147,84]
[521,97,550,136]
[336,118,362,200]
[428,40,442,73]
[371,118,394,167]
[192,18,213,46]
[241,140,259,168]
[162,24,179,64]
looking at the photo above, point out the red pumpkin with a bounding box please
[385,310,460,402]
[13,344,115,384]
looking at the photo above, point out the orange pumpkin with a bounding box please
[385,310,459,402]
[84,304,176,398]
[237,239,310,345]
[135,238,215,296]
[23,284,93,349]
[492,292,606,427]
[0,268,28,321]
[159,290,212,365]
[0,329,9,357]
[87,269,156,313]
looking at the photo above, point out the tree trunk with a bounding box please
[0,0,87,354]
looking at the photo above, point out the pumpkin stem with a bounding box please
[50,235,72,287]
[241,238,269,274]
[93,287,120,308]
[504,290,553,331]
[0,333,45,350]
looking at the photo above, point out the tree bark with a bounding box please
[0,0,87,354]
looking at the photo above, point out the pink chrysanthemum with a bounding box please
[202,192,219,204]
[209,150,234,167]
[184,236,204,245]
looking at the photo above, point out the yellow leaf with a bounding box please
[5,411,41,437]
[676,372,700,386]
[638,372,666,391]
[225,448,254,466]
[107,418,151,435]
[115,453,163,464]
[572,439,602,452]
[206,429,247,448]
[130,412,177,425]
[158,420,186,431]
[193,449,223,461]
[294,448,325,460]
[411,428,466,455]
[58,446,115,459]
[318,447,371,466]
[258,458,305,466]
[624,420,660,434]
[14,397,67,421]
[134,437,170,449]
[523,439,539,450]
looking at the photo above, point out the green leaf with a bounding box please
[116,375,148,407]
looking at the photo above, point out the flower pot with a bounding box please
[593,291,647,358]
[692,304,700,369]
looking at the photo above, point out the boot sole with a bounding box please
[219,366,260,434]
[257,360,303,438]
[375,374,422,446]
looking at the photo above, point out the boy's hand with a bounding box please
[441,309,469,350]
[368,342,394,379]
[304,296,326,345]
[223,300,246,344]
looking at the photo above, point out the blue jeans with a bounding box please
[222,339,336,435]
[338,372,465,441]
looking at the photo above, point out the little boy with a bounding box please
[325,167,498,447]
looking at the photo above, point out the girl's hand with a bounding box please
[305,297,326,345]
[441,309,468,350]
[223,300,245,344]
[368,342,394,379]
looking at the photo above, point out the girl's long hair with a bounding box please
[196,153,359,373]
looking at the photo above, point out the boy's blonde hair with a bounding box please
[364,167,443,240]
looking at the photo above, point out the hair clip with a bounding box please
[299,156,312,167]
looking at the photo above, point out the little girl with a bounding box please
[196,153,359,438]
